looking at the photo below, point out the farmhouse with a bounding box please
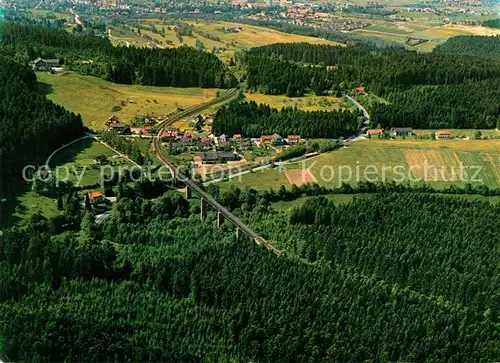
[232,134,242,141]
[287,135,301,144]
[29,58,60,71]
[260,135,273,143]
[392,127,413,137]
[87,191,105,204]
[219,134,228,143]
[163,127,179,139]
[355,86,366,95]
[367,128,384,137]
[200,152,239,164]
[108,122,129,133]
[436,130,452,139]
[272,133,284,145]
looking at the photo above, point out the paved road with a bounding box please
[344,94,370,142]
[152,89,282,256]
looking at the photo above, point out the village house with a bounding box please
[355,86,366,95]
[108,122,130,134]
[287,135,301,144]
[436,130,452,139]
[391,127,413,137]
[29,58,60,71]
[260,135,273,144]
[218,134,228,143]
[163,127,179,140]
[232,134,242,141]
[199,136,212,148]
[142,124,153,134]
[106,115,120,125]
[367,128,385,137]
[272,133,284,145]
[87,191,105,204]
[200,152,239,164]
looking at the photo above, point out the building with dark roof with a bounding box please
[200,152,239,164]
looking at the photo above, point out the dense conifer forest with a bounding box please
[212,101,361,138]
[434,35,500,59]
[242,41,500,129]
[0,190,498,361]
[0,58,83,195]
[1,22,235,88]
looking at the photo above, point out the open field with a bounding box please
[352,16,500,51]
[115,19,340,61]
[217,139,500,190]
[244,93,352,111]
[50,138,134,187]
[37,72,219,130]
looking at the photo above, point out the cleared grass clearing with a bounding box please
[37,72,219,130]
[50,138,134,188]
[244,93,351,111]
[217,167,289,191]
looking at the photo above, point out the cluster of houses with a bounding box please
[366,127,414,138]
[258,134,301,146]
[366,128,455,140]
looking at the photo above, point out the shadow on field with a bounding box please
[37,81,54,96]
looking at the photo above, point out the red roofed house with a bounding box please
[436,130,452,139]
[87,191,105,204]
[367,128,384,137]
[232,134,242,141]
[356,87,366,94]
[143,125,153,134]
[260,135,273,143]
[163,127,179,140]
[287,135,301,144]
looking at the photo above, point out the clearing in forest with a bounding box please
[37,72,219,130]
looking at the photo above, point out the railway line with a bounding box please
[152,88,282,257]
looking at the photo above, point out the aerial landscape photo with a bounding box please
[0,0,498,360]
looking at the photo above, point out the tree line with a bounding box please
[434,34,500,60]
[212,101,361,138]
[1,22,236,88]
[0,57,83,223]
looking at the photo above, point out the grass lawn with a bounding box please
[37,72,219,130]
[132,19,341,61]
[217,167,289,192]
[244,93,351,112]
[50,138,135,188]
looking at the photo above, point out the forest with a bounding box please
[243,41,500,129]
[212,101,361,138]
[1,22,235,88]
[0,57,83,219]
[483,19,500,29]
[370,80,500,129]
[0,188,498,361]
[434,35,500,60]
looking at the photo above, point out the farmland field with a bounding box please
[50,138,135,188]
[244,93,352,111]
[217,139,500,190]
[37,72,219,130]
[115,19,340,61]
